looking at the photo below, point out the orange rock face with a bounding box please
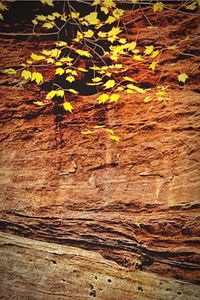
[0,2,199,299]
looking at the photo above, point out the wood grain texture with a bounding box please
[0,3,200,299]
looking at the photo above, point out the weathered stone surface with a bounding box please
[0,3,199,299]
[1,232,200,300]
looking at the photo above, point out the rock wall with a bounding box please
[0,3,199,299]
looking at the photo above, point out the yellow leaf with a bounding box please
[40,0,54,6]
[101,7,109,14]
[103,0,116,8]
[66,75,75,83]
[127,89,134,94]
[105,129,114,134]
[43,22,54,29]
[127,84,145,94]
[149,61,158,71]
[109,135,120,142]
[98,94,109,104]
[56,68,65,75]
[46,90,56,99]
[36,15,46,21]
[32,19,38,25]
[78,67,88,72]
[56,90,64,97]
[92,0,101,5]
[50,49,61,58]
[71,12,80,19]
[76,49,92,58]
[144,45,154,55]
[113,8,124,18]
[31,53,45,61]
[153,2,164,12]
[98,31,107,38]
[84,29,94,38]
[68,89,78,94]
[186,3,197,10]
[127,42,137,51]
[63,102,73,113]
[151,50,159,58]
[123,76,135,82]
[81,130,95,135]
[108,27,121,37]
[0,3,8,11]
[133,55,144,61]
[106,16,116,24]
[110,93,120,102]
[0,13,3,20]
[21,70,32,80]
[92,77,102,83]
[56,41,67,47]
[46,58,54,64]
[167,45,178,50]
[84,12,99,25]
[104,80,115,89]
[144,97,152,103]
[33,101,44,106]
[178,73,188,83]
[31,72,43,84]
[2,68,16,75]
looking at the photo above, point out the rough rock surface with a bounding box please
[0,3,200,299]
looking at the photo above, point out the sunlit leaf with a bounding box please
[98,94,109,104]
[56,68,65,75]
[63,101,73,113]
[40,0,54,6]
[21,70,32,80]
[2,68,16,75]
[109,135,120,142]
[42,22,54,29]
[144,96,152,103]
[133,55,144,61]
[127,84,146,94]
[76,49,92,58]
[144,45,154,55]
[46,90,57,99]
[66,75,75,83]
[153,2,164,12]
[178,73,188,83]
[110,93,120,102]
[149,61,158,71]
[31,53,45,61]
[104,80,115,89]
[81,130,95,135]
[33,101,44,106]
[31,72,43,84]
[84,29,94,38]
